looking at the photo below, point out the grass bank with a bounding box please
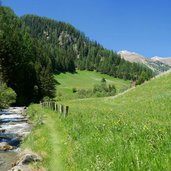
[21,105,68,171]
[23,72,171,170]
[60,72,171,170]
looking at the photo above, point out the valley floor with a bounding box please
[23,71,171,170]
[55,70,130,99]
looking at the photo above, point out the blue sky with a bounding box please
[2,0,171,57]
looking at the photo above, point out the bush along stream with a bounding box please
[0,107,35,171]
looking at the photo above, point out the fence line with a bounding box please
[40,101,69,118]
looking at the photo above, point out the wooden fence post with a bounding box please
[40,101,42,107]
[64,106,69,117]
[40,102,69,118]
[55,103,58,112]
[52,102,55,110]
[48,101,50,109]
[50,102,52,110]
[51,102,54,110]
[59,104,64,114]
[42,102,44,108]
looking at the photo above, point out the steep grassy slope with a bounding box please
[55,70,130,99]
[60,71,171,170]
[24,71,171,170]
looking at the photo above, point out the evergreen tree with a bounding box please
[0,7,56,105]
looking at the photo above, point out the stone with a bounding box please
[0,160,5,166]
[18,153,42,165]
[0,129,5,133]
[9,150,42,171]
[11,149,42,167]
[8,165,31,171]
[0,142,13,151]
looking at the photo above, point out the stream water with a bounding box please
[0,107,31,171]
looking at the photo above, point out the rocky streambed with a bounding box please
[0,107,31,171]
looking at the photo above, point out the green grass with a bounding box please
[21,105,67,171]
[23,71,171,170]
[54,70,130,99]
[59,72,171,170]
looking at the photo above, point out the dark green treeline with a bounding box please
[0,7,56,105]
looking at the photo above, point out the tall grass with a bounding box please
[23,72,171,170]
[22,105,67,171]
[60,72,171,170]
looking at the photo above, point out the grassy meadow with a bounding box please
[59,72,171,170]
[54,70,130,99]
[23,71,171,170]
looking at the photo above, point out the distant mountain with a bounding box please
[118,50,171,74]
[151,57,171,66]
[118,51,146,63]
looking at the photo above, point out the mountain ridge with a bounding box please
[151,56,171,66]
[118,50,171,74]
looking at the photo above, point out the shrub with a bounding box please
[93,83,116,97]
[76,81,117,99]
[0,83,16,108]
[77,89,92,98]
[101,78,106,83]
[42,96,51,102]
[72,87,77,93]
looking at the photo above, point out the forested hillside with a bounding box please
[0,7,153,105]
[0,7,56,105]
[21,15,153,83]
